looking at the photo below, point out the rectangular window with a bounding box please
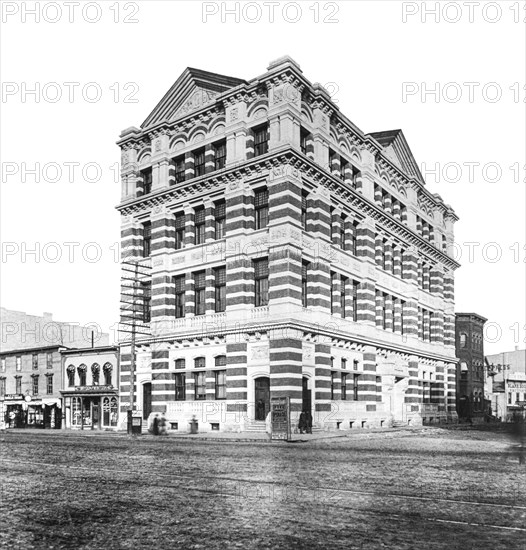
[194,271,206,316]
[215,370,226,400]
[175,373,186,401]
[340,276,348,318]
[352,281,359,322]
[32,375,39,395]
[253,125,269,157]
[353,374,360,401]
[214,266,226,313]
[141,282,151,323]
[193,148,206,177]
[400,301,405,335]
[141,168,152,194]
[341,373,348,400]
[301,192,308,230]
[300,128,310,155]
[175,213,185,249]
[376,376,381,394]
[0,378,5,397]
[340,158,348,182]
[173,155,185,184]
[194,207,206,245]
[213,140,226,170]
[194,371,206,401]
[142,221,151,258]
[174,275,186,318]
[254,188,269,230]
[16,357,21,371]
[32,354,38,370]
[46,353,53,369]
[254,258,269,307]
[15,376,21,394]
[214,201,226,240]
[1,358,5,372]
[340,214,347,250]
[301,261,309,308]
[330,272,335,314]
[175,359,185,370]
[331,372,337,400]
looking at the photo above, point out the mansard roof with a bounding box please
[141,67,246,129]
[368,129,425,184]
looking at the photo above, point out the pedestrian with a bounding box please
[306,411,313,434]
[152,413,159,436]
[298,411,307,434]
[158,413,167,436]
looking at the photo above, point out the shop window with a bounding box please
[72,397,82,427]
[103,396,119,427]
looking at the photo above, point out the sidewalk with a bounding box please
[2,425,431,443]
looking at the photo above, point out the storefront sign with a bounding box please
[75,385,114,392]
[271,397,290,441]
[4,394,24,401]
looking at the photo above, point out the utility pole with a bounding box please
[120,259,151,433]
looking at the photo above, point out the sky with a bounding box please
[1,0,525,355]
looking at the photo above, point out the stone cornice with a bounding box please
[127,319,457,364]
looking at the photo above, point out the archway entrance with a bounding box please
[143,383,152,420]
[254,377,270,421]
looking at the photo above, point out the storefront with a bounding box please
[2,394,61,429]
[62,386,119,430]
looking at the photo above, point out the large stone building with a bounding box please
[455,312,487,421]
[116,56,459,432]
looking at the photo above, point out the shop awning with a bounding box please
[42,398,61,407]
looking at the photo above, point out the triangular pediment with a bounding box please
[368,129,425,184]
[141,68,246,129]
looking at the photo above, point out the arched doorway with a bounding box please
[254,377,270,421]
[143,383,152,420]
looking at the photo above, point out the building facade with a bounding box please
[455,312,488,421]
[117,56,459,432]
[60,346,120,430]
[0,308,109,352]
[486,347,526,420]
[0,345,64,429]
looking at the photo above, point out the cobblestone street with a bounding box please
[1,427,525,549]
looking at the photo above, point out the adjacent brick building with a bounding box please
[116,56,459,431]
[455,312,488,421]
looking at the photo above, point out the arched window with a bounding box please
[91,363,100,385]
[78,364,87,386]
[460,333,467,348]
[67,365,75,387]
[103,363,113,386]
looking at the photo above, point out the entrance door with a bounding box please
[143,383,152,420]
[254,377,270,421]
[92,402,100,430]
[302,377,311,413]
